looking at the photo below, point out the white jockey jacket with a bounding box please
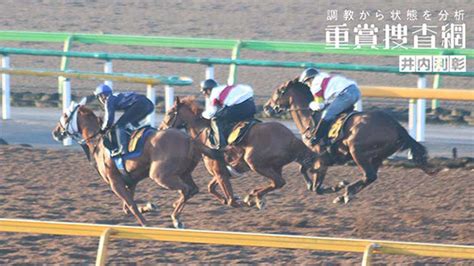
[202,84,254,119]
[309,72,357,104]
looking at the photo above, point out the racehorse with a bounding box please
[264,78,439,204]
[52,99,220,228]
[159,96,317,209]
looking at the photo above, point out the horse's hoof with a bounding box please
[146,202,157,212]
[256,197,266,210]
[306,183,313,191]
[333,196,344,204]
[244,195,255,207]
[172,219,184,229]
[339,180,349,187]
[343,195,351,204]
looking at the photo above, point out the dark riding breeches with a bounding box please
[211,98,256,147]
[115,97,155,128]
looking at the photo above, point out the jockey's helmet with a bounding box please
[200,79,218,94]
[299,68,319,83]
[94,84,113,96]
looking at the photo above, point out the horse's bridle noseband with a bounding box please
[162,109,187,130]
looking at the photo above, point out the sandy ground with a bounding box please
[0,1,473,264]
[0,145,472,264]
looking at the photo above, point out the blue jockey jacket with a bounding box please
[101,92,145,130]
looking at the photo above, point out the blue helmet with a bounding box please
[94,84,113,96]
[200,79,218,93]
[298,68,319,83]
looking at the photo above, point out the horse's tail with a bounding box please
[191,138,222,160]
[398,126,439,176]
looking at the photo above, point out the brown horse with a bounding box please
[52,100,219,228]
[264,79,439,204]
[159,96,317,209]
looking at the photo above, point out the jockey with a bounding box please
[200,79,256,151]
[94,84,155,156]
[299,68,361,146]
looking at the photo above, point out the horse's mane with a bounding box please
[78,105,102,125]
[179,96,204,115]
[286,78,313,101]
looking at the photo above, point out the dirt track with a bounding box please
[0,145,472,264]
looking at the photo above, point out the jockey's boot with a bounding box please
[211,118,227,152]
[214,126,228,152]
[112,127,128,157]
[310,119,332,147]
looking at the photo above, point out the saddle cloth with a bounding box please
[209,119,261,147]
[104,126,156,159]
[227,119,261,145]
[327,111,359,143]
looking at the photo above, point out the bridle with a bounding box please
[161,107,187,130]
[57,105,105,162]
[58,105,102,145]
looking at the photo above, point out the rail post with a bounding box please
[361,243,380,266]
[205,64,214,110]
[103,60,113,89]
[96,228,113,266]
[227,40,242,85]
[2,55,11,120]
[205,64,215,80]
[416,75,427,142]
[164,85,174,112]
[62,78,72,146]
[58,35,74,94]
[146,84,156,127]
[355,99,363,111]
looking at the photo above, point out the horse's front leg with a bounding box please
[110,179,147,226]
[298,163,313,191]
[311,161,346,195]
[122,184,136,214]
[205,158,241,207]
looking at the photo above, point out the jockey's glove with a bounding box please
[309,101,325,111]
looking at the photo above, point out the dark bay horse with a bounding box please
[52,100,220,228]
[264,79,439,204]
[159,96,317,209]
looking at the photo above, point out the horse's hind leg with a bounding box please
[334,156,381,204]
[150,168,191,228]
[180,172,199,199]
[246,166,285,210]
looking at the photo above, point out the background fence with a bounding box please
[0,31,473,143]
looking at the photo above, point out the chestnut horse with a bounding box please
[264,79,439,204]
[52,100,219,228]
[159,96,317,209]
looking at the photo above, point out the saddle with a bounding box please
[209,118,261,147]
[308,107,360,144]
[103,126,156,185]
[327,111,359,143]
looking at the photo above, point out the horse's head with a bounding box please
[264,78,311,116]
[159,96,202,131]
[52,98,99,142]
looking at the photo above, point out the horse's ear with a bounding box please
[78,97,87,106]
[292,74,301,83]
[68,101,77,112]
